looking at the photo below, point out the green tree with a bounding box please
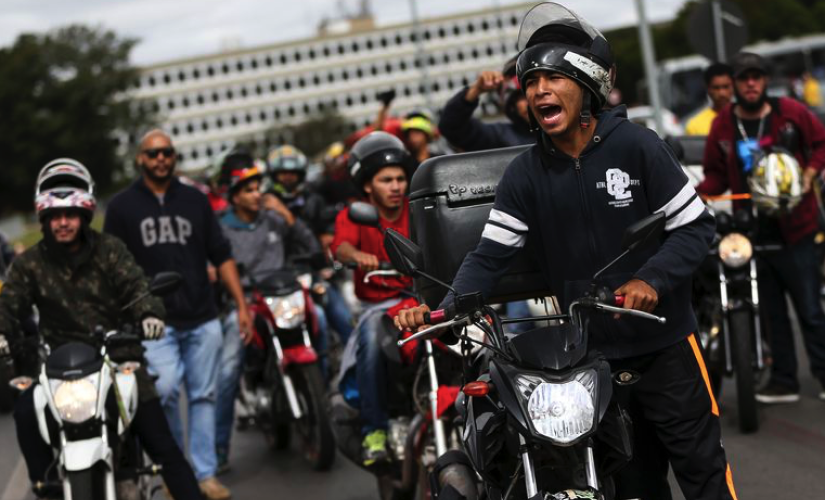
[0,25,151,214]
[265,110,352,159]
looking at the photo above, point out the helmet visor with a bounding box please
[517,2,604,51]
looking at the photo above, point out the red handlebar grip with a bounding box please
[427,309,446,324]
[614,295,625,307]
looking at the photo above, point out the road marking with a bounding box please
[1,458,29,500]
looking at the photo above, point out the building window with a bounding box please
[510,15,518,26]
[453,25,461,36]
[428,55,436,66]
[366,39,374,50]
[482,20,490,31]
[284,80,292,91]
[230,116,238,126]
[172,126,180,135]
[342,70,349,81]
[303,103,310,114]
[400,60,408,71]
[274,108,281,119]
[345,96,353,106]
[438,27,446,38]
[328,72,335,83]
[265,55,273,66]
[182,96,190,108]
[255,84,262,95]
[351,41,359,52]
[443,53,450,64]
[216,118,223,129]
[380,37,388,48]
[259,110,267,121]
[313,74,320,85]
[371,65,378,76]
[206,147,213,157]
[193,68,200,79]
[298,77,306,88]
[337,43,345,55]
[323,46,331,57]
[241,87,248,98]
[187,123,194,134]
[467,22,476,34]
[457,51,465,62]
[226,89,234,100]
[424,29,431,41]
[356,68,363,78]
[167,99,175,110]
[395,34,402,45]
[236,60,244,72]
[212,92,220,103]
[270,82,277,92]
[191,150,199,160]
[222,63,230,74]
[294,51,302,62]
[403,86,411,97]
[246,113,253,124]
[471,48,479,59]
[280,53,288,64]
[487,46,494,57]
[207,66,215,77]
[163,73,171,84]
[202,120,209,131]
[148,76,156,86]
[360,93,368,104]
[309,48,316,59]
[287,106,295,117]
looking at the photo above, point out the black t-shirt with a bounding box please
[734,109,783,243]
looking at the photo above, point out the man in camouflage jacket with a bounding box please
[0,158,204,500]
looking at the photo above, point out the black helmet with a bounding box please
[348,131,411,194]
[515,2,615,127]
[500,55,526,125]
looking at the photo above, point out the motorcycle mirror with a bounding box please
[149,272,182,296]
[384,229,423,277]
[621,212,665,252]
[347,201,381,228]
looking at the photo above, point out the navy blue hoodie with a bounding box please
[442,106,715,359]
[439,87,534,152]
[104,177,232,329]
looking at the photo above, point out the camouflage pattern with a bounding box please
[0,230,165,401]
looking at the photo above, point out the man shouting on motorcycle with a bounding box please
[0,159,203,499]
[397,4,737,499]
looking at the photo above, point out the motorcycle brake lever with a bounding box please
[397,316,470,346]
[596,303,667,324]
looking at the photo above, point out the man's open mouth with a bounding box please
[537,104,562,123]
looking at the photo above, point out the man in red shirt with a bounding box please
[331,131,412,466]
[698,52,825,403]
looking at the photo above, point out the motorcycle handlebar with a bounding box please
[424,304,456,325]
[345,261,394,271]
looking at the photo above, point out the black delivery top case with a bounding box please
[409,145,553,308]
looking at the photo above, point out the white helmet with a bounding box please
[747,150,803,215]
[34,158,97,220]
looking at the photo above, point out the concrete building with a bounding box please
[132,2,532,171]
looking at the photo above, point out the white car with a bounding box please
[625,105,684,137]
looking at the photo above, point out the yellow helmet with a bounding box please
[748,150,803,215]
[401,116,435,139]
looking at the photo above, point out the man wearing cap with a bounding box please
[698,52,825,403]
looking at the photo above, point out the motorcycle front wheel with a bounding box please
[730,309,759,433]
[290,363,336,471]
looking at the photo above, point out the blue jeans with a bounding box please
[216,311,245,457]
[143,318,222,481]
[314,306,331,378]
[324,284,354,344]
[758,234,825,391]
[505,300,534,334]
[355,307,391,435]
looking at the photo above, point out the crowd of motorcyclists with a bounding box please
[1,2,825,499]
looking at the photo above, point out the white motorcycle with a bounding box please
[10,272,180,500]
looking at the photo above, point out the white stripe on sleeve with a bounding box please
[665,196,706,231]
[656,182,697,217]
[488,209,528,232]
[481,223,526,248]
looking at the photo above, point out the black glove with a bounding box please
[377,89,396,107]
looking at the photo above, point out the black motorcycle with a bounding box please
[389,211,668,499]
[693,203,777,433]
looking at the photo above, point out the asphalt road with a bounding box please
[0,336,823,499]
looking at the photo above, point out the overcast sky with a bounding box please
[1,0,689,66]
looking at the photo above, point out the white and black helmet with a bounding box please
[515,2,616,126]
[34,158,96,220]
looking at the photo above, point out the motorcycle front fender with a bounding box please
[63,437,112,472]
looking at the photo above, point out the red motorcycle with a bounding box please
[239,269,336,471]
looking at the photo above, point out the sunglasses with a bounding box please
[142,147,175,159]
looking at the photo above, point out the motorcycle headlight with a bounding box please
[49,374,99,424]
[266,290,306,329]
[515,370,597,445]
[719,232,752,268]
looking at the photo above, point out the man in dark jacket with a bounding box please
[104,130,247,500]
[438,56,533,152]
[697,52,825,403]
[399,6,737,499]
[0,159,203,499]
